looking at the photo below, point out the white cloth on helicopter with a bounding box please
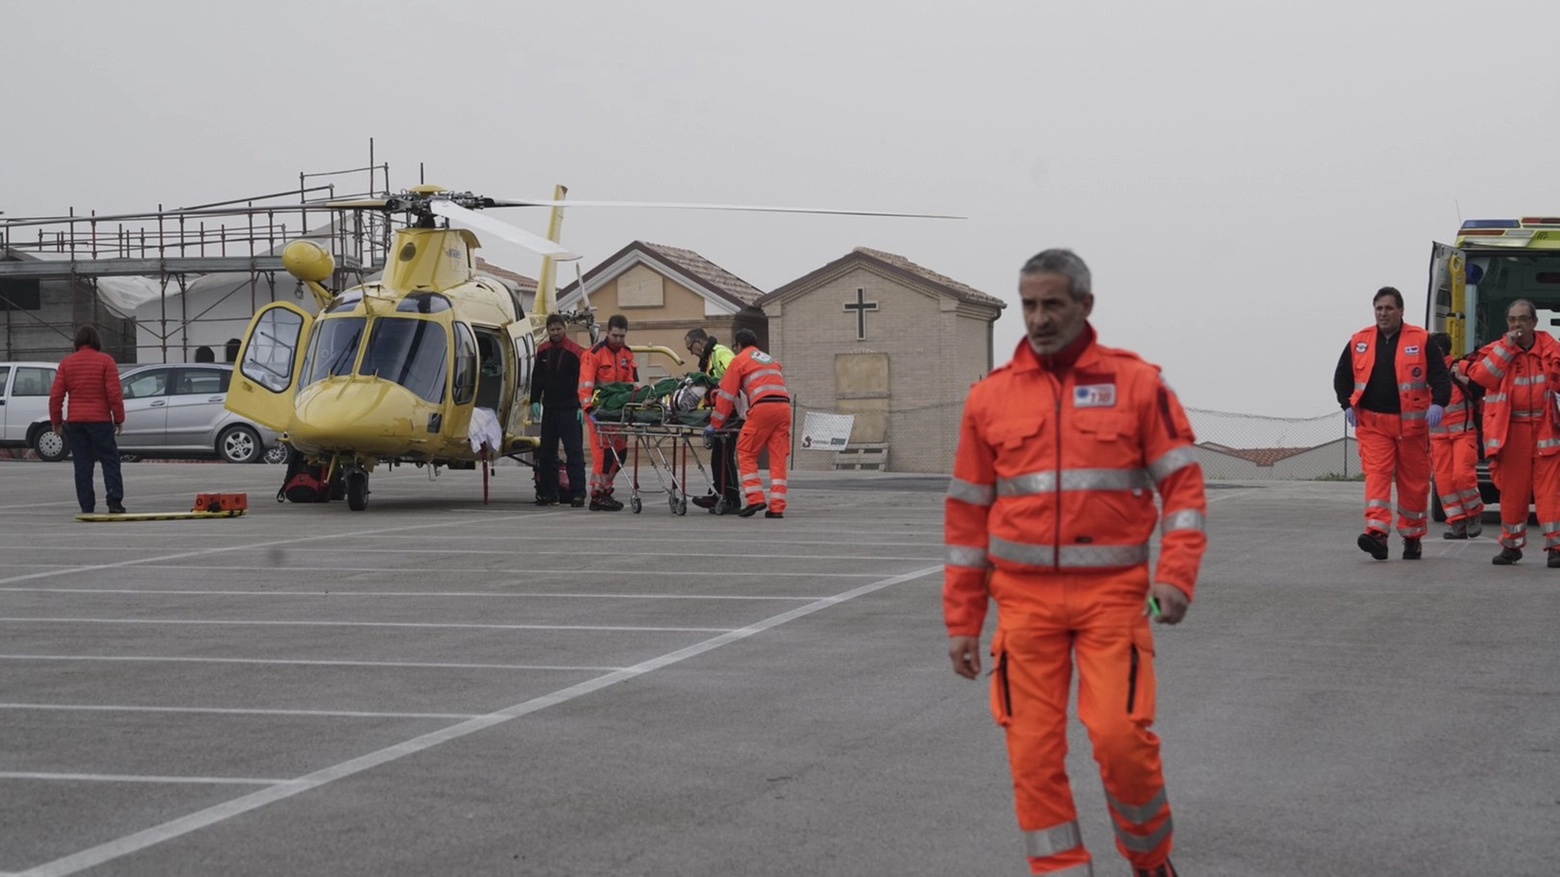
[467,407,503,456]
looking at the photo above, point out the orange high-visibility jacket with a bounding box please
[1465,331,1560,457]
[943,333,1208,637]
[1430,354,1476,437]
[1347,324,1432,429]
[711,348,789,429]
[577,341,638,409]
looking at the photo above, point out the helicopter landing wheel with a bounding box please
[630,496,643,514]
[346,471,369,511]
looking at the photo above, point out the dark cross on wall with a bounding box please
[843,287,879,340]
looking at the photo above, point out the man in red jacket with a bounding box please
[48,326,127,514]
[945,249,1204,877]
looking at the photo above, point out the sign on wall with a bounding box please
[801,412,856,451]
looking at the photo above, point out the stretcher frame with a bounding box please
[593,403,741,515]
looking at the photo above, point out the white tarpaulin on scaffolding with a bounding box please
[800,412,854,451]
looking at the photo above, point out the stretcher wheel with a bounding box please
[630,496,643,514]
[676,497,688,516]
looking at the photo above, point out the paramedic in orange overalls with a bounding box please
[706,328,789,519]
[1463,299,1560,566]
[577,314,637,511]
[1428,332,1484,540]
[945,249,1205,877]
[1332,287,1450,561]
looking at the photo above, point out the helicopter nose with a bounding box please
[289,376,430,452]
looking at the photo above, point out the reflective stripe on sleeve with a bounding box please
[947,477,995,506]
[1024,820,1084,858]
[1147,446,1198,483]
[1492,344,1514,362]
[1514,374,1548,386]
[1161,508,1205,533]
[945,544,990,568]
[1482,356,1506,378]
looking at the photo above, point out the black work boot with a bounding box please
[1548,549,1560,569]
[1465,515,1483,538]
[1135,861,1179,877]
[1493,546,1523,565]
[1443,519,1468,540]
[1402,537,1422,560]
[1357,530,1389,560]
[738,501,767,518]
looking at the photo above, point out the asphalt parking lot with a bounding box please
[0,464,1555,876]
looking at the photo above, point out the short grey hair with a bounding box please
[1020,249,1091,301]
[1509,299,1538,320]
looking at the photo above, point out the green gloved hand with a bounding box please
[530,402,541,421]
[577,409,585,424]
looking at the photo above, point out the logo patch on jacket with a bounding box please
[1355,342,1369,353]
[1411,366,1422,378]
[1405,346,1420,355]
[1074,384,1116,408]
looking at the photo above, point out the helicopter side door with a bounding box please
[227,301,315,432]
[504,322,536,438]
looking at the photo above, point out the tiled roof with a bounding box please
[638,242,763,306]
[1199,443,1314,466]
[475,257,537,291]
[848,247,1006,307]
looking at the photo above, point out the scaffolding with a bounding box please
[0,150,402,364]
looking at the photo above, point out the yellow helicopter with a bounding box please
[226,184,953,510]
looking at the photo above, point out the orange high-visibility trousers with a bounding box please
[1431,431,1483,524]
[736,402,790,513]
[584,417,626,498]
[1355,409,1430,539]
[1488,421,1560,549]
[988,566,1174,875]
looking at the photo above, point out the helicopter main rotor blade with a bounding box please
[482,199,963,220]
[429,200,580,261]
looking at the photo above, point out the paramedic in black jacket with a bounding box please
[530,314,588,507]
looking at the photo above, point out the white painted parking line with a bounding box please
[0,618,733,633]
[0,772,283,786]
[0,655,624,671]
[0,588,819,602]
[0,546,939,562]
[0,703,481,720]
[12,564,941,877]
[120,565,890,578]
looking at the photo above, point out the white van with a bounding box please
[0,362,62,460]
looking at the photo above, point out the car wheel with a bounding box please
[32,427,69,462]
[218,425,263,464]
[262,444,290,465]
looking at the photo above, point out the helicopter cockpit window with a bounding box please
[396,292,452,314]
[300,317,367,388]
[240,307,305,393]
[325,289,364,314]
[359,317,450,404]
[452,322,478,405]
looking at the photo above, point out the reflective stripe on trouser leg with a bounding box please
[736,420,767,508]
[752,403,791,513]
[1071,569,1175,871]
[1394,426,1431,539]
[1452,432,1484,520]
[1536,451,1560,550]
[989,574,1094,876]
[1431,435,1467,521]
[1357,416,1397,534]
[584,418,622,497]
[1493,422,1537,548]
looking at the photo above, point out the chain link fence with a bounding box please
[791,400,1358,480]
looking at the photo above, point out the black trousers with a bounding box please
[537,407,587,500]
[709,432,742,503]
[65,421,123,513]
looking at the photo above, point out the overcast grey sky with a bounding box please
[7,0,1559,417]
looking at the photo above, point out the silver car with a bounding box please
[112,363,286,463]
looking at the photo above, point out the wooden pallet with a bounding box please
[834,444,889,471]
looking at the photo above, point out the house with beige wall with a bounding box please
[759,247,1005,473]
[555,241,763,380]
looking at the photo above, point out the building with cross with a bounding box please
[760,247,1005,473]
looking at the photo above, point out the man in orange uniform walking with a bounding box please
[1428,332,1484,540]
[944,249,1205,877]
[1332,287,1450,560]
[577,314,637,511]
[706,328,790,518]
[1463,299,1560,565]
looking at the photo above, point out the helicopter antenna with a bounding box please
[419,162,425,185]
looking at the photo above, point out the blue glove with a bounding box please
[1426,404,1444,428]
[530,402,541,421]
[703,425,716,438]
[1344,407,1356,428]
